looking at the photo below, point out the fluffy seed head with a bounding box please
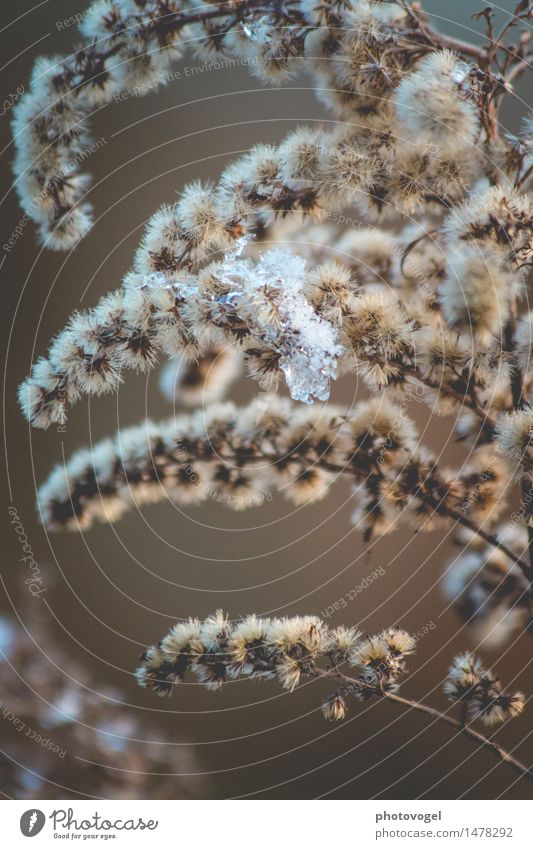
[395,51,480,152]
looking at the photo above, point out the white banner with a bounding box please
[2,800,532,847]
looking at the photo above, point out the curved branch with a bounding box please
[315,664,533,784]
[383,689,533,783]
[137,612,531,787]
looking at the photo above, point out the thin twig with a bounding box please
[401,365,497,437]
[505,52,533,83]
[516,161,533,190]
[309,666,533,784]
[383,690,533,783]
[505,306,533,629]
[213,450,531,579]
[443,507,530,580]
[398,2,488,63]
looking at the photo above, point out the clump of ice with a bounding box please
[140,237,344,404]
[242,16,273,45]
[216,237,344,404]
[142,271,197,298]
[142,271,172,289]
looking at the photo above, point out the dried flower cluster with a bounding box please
[12,0,533,790]
[136,611,531,781]
[137,609,358,694]
[37,395,510,538]
[444,651,525,727]
[12,0,533,248]
[136,610,416,699]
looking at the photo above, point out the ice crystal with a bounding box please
[138,238,343,404]
[242,16,273,45]
[142,271,172,289]
[216,240,344,403]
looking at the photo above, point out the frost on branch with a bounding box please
[138,237,344,405]
[19,243,348,429]
[213,238,344,403]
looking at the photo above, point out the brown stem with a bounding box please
[398,6,487,64]
[401,365,497,437]
[66,1,279,89]
[504,309,533,628]
[444,506,530,579]
[57,0,496,97]
[505,323,524,411]
[310,667,533,785]
[382,689,533,784]
[505,54,533,83]
[516,161,533,190]
[520,480,533,621]
[214,450,531,578]
[489,16,519,65]
[423,31,488,63]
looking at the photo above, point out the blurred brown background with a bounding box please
[1,0,531,800]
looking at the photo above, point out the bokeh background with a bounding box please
[1,0,532,799]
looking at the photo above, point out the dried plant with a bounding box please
[136,610,531,783]
[13,0,533,790]
[12,0,533,249]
